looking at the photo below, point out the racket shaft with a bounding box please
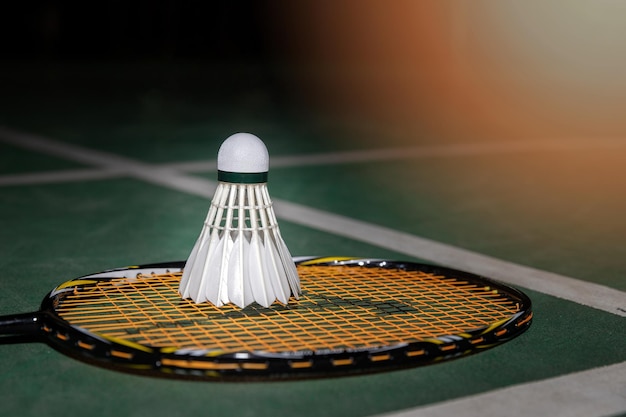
[0,312,41,336]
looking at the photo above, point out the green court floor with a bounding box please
[0,61,624,417]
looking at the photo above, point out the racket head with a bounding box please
[36,257,532,380]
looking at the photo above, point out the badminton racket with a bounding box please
[0,257,532,380]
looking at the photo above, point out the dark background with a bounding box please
[0,2,273,62]
[2,1,626,143]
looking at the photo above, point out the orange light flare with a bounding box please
[265,1,626,142]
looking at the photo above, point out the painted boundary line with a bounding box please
[2,126,625,417]
[164,137,626,172]
[1,126,624,317]
[380,360,626,417]
[274,201,626,317]
[0,168,123,186]
[3,134,626,187]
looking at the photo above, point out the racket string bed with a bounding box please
[54,265,520,354]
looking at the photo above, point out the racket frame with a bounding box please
[2,258,533,380]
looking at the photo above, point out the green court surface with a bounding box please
[0,62,625,417]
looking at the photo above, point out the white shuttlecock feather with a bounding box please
[179,133,301,308]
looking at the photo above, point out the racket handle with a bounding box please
[0,312,42,336]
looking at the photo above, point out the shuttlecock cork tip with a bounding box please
[217,133,269,183]
[218,133,269,173]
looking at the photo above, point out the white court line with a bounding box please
[0,168,124,186]
[274,201,626,317]
[379,360,626,417]
[3,134,626,187]
[160,137,626,172]
[1,126,625,417]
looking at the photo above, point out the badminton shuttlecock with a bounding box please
[179,133,300,308]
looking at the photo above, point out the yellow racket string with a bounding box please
[54,265,519,353]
